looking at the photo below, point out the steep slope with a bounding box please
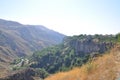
[0,19,65,62]
[45,44,120,80]
[30,34,116,74]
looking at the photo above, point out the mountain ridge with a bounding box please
[0,19,65,62]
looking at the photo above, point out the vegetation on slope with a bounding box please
[45,44,120,80]
[1,33,120,80]
[30,34,117,75]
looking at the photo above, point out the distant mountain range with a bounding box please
[0,19,65,62]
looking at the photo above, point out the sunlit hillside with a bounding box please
[45,44,120,80]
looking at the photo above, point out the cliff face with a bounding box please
[71,38,113,54]
[64,35,114,56]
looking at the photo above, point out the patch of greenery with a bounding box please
[35,68,49,79]
[11,58,21,65]
[116,33,120,43]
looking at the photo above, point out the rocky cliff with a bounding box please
[64,35,114,56]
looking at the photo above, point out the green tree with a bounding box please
[116,33,120,43]
[35,68,49,79]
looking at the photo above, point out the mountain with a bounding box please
[0,19,65,62]
[30,34,118,74]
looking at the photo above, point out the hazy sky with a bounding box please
[0,0,120,36]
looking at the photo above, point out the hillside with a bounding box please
[45,44,120,80]
[30,34,117,74]
[0,19,65,62]
[0,34,120,80]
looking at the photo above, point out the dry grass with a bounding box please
[45,45,120,80]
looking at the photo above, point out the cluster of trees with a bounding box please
[30,46,89,73]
